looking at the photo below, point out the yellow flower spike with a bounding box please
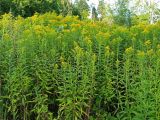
[143,28,149,34]
[75,45,82,53]
[71,28,76,32]
[97,31,103,36]
[31,14,38,21]
[104,33,110,40]
[125,47,134,55]
[56,15,63,21]
[71,23,81,28]
[63,29,70,33]
[88,23,97,28]
[96,32,110,41]
[34,25,43,33]
[62,61,68,68]
[137,50,145,58]
[157,44,160,49]
[45,26,56,34]
[144,40,151,47]
[147,49,154,56]
[3,33,10,40]
[49,20,57,23]
[34,25,50,38]
[23,29,32,38]
[61,16,72,23]
[60,56,64,62]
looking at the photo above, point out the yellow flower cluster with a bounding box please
[56,15,63,21]
[125,47,134,55]
[146,49,154,56]
[61,61,68,69]
[96,32,110,41]
[88,23,97,28]
[143,28,149,34]
[3,33,10,40]
[31,14,38,22]
[1,12,160,64]
[34,25,44,33]
[157,44,160,49]
[137,50,145,58]
[70,24,81,28]
[144,40,151,47]
[61,16,74,23]
[63,29,70,33]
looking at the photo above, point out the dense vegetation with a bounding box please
[0,13,160,120]
[0,0,90,19]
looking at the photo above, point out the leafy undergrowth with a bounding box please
[0,13,160,120]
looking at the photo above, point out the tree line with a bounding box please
[0,0,90,19]
[0,0,160,25]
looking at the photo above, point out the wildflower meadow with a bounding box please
[0,13,160,120]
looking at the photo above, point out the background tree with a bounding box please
[131,0,160,24]
[60,0,73,16]
[91,5,98,20]
[0,0,62,17]
[112,0,132,26]
[97,0,106,20]
[0,0,89,18]
[143,0,160,24]
[74,0,90,19]
[0,0,12,15]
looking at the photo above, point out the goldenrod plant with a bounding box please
[0,13,160,120]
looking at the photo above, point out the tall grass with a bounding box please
[0,13,160,120]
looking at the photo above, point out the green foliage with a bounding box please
[0,0,70,17]
[0,13,160,120]
[113,0,132,26]
[0,0,90,18]
[91,7,98,20]
[132,13,150,25]
[97,0,106,20]
[74,0,90,19]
